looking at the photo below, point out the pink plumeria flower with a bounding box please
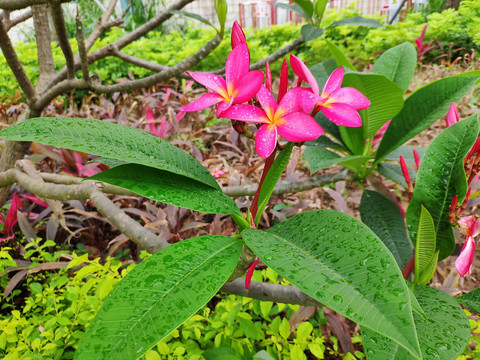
[0,193,21,242]
[455,215,480,276]
[231,21,246,49]
[221,85,323,158]
[290,55,370,127]
[446,103,459,127]
[181,43,264,118]
[210,168,225,178]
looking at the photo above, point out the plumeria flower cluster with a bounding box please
[181,21,370,159]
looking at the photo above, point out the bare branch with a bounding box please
[0,17,36,101]
[110,46,168,73]
[75,9,89,82]
[0,167,169,253]
[224,169,350,197]
[49,0,75,79]
[6,8,32,30]
[47,0,195,88]
[85,0,119,51]
[221,278,321,306]
[0,0,68,10]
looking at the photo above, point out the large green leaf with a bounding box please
[375,75,479,162]
[414,206,437,285]
[362,286,470,360]
[329,16,383,28]
[301,24,324,42]
[339,73,404,153]
[242,210,420,358]
[255,142,294,225]
[360,190,411,269]
[304,146,368,173]
[0,117,219,189]
[88,164,241,216]
[377,162,416,188]
[457,287,480,313]
[370,42,417,93]
[75,235,243,360]
[291,0,314,21]
[406,116,479,260]
[384,145,425,163]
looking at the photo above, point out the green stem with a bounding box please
[251,152,277,221]
[231,213,250,232]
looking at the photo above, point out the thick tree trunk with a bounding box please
[444,0,461,9]
[32,4,56,91]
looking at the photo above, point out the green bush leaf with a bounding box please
[362,286,470,360]
[242,210,420,358]
[456,287,480,313]
[375,75,479,162]
[75,235,243,360]
[88,164,240,215]
[414,206,436,285]
[301,24,324,42]
[339,73,404,153]
[360,190,411,269]
[0,117,219,189]
[370,42,417,93]
[328,16,383,28]
[406,115,479,259]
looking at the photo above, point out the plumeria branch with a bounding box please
[0,167,169,253]
[49,0,75,79]
[221,278,321,306]
[0,8,32,30]
[0,0,69,10]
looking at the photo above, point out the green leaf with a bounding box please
[414,206,436,285]
[304,146,368,173]
[242,210,420,358]
[416,251,439,286]
[93,157,127,169]
[291,0,314,21]
[325,39,356,71]
[457,287,480,313]
[377,162,416,188]
[169,10,216,30]
[88,164,240,215]
[371,42,417,93]
[0,117,219,189]
[255,142,294,225]
[362,286,470,360]
[311,110,343,143]
[273,3,308,19]
[214,0,227,32]
[406,115,479,260]
[313,0,328,22]
[75,235,243,360]
[384,145,425,163]
[376,75,480,162]
[305,136,345,151]
[360,190,412,269]
[301,24,324,42]
[329,16,383,28]
[339,73,404,153]
[310,58,338,91]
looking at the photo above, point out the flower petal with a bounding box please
[289,55,319,96]
[257,85,277,119]
[447,102,459,127]
[226,43,250,88]
[181,93,223,112]
[321,102,362,127]
[231,21,246,49]
[4,193,20,235]
[278,87,318,114]
[187,72,227,95]
[322,67,344,98]
[256,123,277,158]
[220,104,269,123]
[233,70,264,104]
[277,112,324,142]
[455,236,476,276]
[331,87,370,110]
[278,58,289,102]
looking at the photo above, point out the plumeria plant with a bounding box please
[1,19,480,360]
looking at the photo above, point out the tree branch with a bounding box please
[49,0,75,79]
[110,46,168,73]
[0,0,69,10]
[85,0,119,51]
[32,4,56,92]
[75,10,89,82]
[224,169,350,197]
[0,8,32,30]
[0,17,36,101]
[221,278,321,306]
[46,0,195,89]
[0,167,169,253]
